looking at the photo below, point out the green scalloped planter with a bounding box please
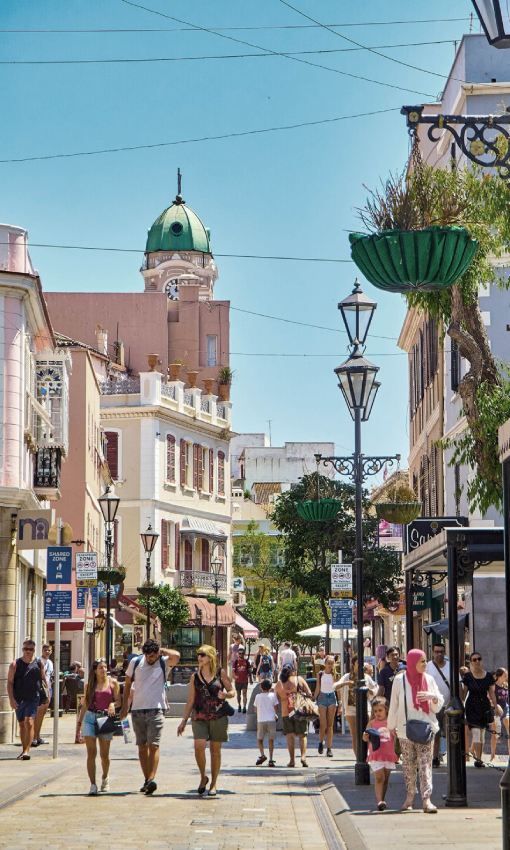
[375,502,422,524]
[97,569,126,586]
[296,499,341,521]
[349,226,478,293]
[137,585,159,598]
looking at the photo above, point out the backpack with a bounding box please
[260,654,272,674]
[131,655,167,682]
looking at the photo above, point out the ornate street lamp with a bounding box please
[209,555,223,662]
[472,1,510,48]
[140,524,159,640]
[98,486,120,664]
[338,278,377,349]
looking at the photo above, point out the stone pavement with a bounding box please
[0,712,342,850]
[0,710,507,849]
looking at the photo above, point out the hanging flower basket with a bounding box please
[349,226,478,293]
[296,498,341,522]
[137,583,159,599]
[375,501,422,524]
[97,566,126,586]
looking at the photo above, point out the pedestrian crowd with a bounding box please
[8,633,508,815]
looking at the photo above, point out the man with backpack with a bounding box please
[120,639,180,795]
[7,639,48,760]
[256,645,274,682]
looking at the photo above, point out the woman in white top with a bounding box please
[313,655,340,757]
[387,648,443,814]
[336,655,377,758]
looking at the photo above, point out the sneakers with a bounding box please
[100,777,110,792]
[326,748,333,758]
[377,801,387,812]
[256,754,267,766]
[318,742,324,754]
[145,780,157,795]
[88,783,99,796]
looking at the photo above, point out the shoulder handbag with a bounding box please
[403,678,434,745]
[200,671,235,719]
[94,713,123,736]
[294,680,319,717]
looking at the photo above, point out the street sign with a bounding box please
[76,586,99,609]
[331,599,354,629]
[76,552,98,587]
[47,546,72,584]
[44,590,72,620]
[85,618,94,634]
[406,516,468,553]
[330,563,353,599]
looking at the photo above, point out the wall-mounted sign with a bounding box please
[17,509,52,550]
[331,564,353,599]
[330,599,354,629]
[412,586,432,611]
[76,586,99,609]
[44,590,72,620]
[406,517,468,554]
[47,546,72,584]
[232,576,245,592]
[76,552,98,587]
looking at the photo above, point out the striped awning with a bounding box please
[180,516,228,541]
[187,596,236,627]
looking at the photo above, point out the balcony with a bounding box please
[33,447,62,500]
[178,570,227,595]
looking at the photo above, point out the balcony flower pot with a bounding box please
[203,378,215,395]
[296,498,341,522]
[349,226,478,293]
[168,362,182,381]
[374,501,421,524]
[147,353,161,371]
[217,366,233,401]
[187,370,199,388]
[97,565,126,586]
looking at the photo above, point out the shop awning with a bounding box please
[235,612,260,640]
[187,596,236,627]
[180,517,227,541]
[423,613,469,637]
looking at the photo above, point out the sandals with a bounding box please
[287,760,295,768]
[198,776,209,795]
[268,759,276,767]
[256,755,267,766]
[208,788,217,797]
[301,758,308,767]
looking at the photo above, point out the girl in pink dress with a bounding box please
[363,697,397,811]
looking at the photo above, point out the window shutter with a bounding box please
[198,446,204,491]
[201,539,209,572]
[161,520,169,570]
[193,443,199,489]
[105,431,118,480]
[209,449,214,492]
[184,539,193,570]
[166,435,175,482]
[218,450,225,495]
[180,439,186,486]
[113,518,119,564]
[175,522,180,570]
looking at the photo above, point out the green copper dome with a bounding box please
[145,194,211,254]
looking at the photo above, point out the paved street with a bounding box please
[0,712,507,850]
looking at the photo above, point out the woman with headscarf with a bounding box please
[387,649,443,813]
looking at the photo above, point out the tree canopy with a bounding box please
[148,584,190,634]
[244,594,323,650]
[232,520,282,602]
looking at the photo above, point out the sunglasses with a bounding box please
[471,656,482,662]
[22,646,35,652]
[197,652,206,657]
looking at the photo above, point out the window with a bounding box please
[184,539,193,571]
[105,430,119,480]
[218,450,225,496]
[166,435,176,483]
[209,449,214,492]
[185,442,193,487]
[206,335,218,367]
[175,522,180,570]
[201,447,209,491]
[180,439,186,486]
[201,539,210,572]
[451,339,461,393]
[161,520,170,570]
[193,443,199,490]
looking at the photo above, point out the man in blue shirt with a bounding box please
[377,646,405,701]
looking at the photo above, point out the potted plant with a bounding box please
[295,475,342,522]
[168,360,183,381]
[203,378,215,395]
[147,354,161,372]
[186,370,199,388]
[349,162,478,293]
[374,483,421,524]
[97,563,126,586]
[136,580,159,599]
[217,366,234,401]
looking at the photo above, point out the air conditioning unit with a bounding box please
[233,591,246,606]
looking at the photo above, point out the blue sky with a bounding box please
[1,0,473,465]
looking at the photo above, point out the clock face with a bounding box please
[165,278,180,300]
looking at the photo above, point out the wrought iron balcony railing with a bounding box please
[178,570,227,592]
[34,446,62,490]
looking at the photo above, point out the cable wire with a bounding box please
[278,0,468,85]
[118,0,435,97]
[0,105,400,163]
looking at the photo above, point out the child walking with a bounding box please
[254,679,279,767]
[363,697,397,811]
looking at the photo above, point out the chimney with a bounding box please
[95,325,108,355]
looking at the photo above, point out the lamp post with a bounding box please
[140,524,159,640]
[316,279,400,786]
[209,555,223,663]
[472,1,510,48]
[98,486,120,666]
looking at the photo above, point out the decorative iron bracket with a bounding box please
[316,453,400,485]
[402,105,510,178]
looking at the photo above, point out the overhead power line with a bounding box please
[0,18,471,34]
[230,307,398,341]
[118,0,435,97]
[0,105,400,163]
[0,40,458,65]
[278,0,468,85]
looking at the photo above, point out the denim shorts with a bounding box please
[15,699,39,721]
[82,709,114,740]
[317,692,337,708]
